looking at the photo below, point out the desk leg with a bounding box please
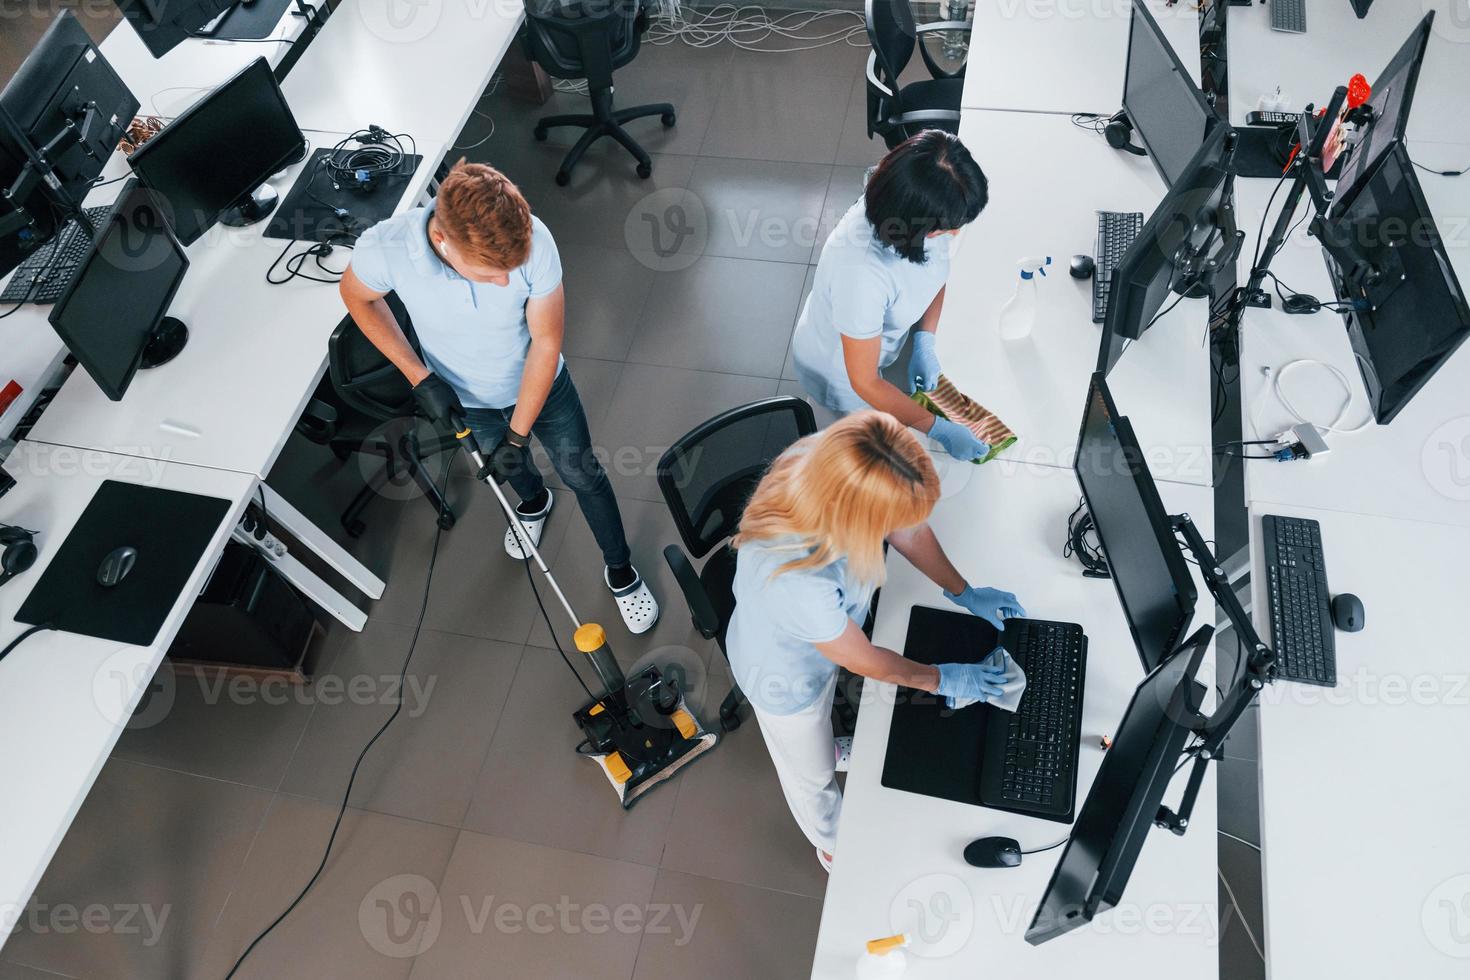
[232,526,369,631]
[259,481,386,599]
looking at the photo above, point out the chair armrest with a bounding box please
[888,108,963,127]
[914,21,968,80]
[295,398,339,444]
[663,544,721,640]
[915,19,971,32]
[866,51,895,99]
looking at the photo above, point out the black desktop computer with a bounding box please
[1119,0,1221,190]
[1073,372,1197,673]
[110,0,236,58]
[1318,143,1470,424]
[1024,626,1212,946]
[48,180,191,401]
[128,57,306,245]
[0,11,138,280]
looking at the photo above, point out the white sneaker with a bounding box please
[834,736,853,773]
[606,566,660,635]
[504,491,553,560]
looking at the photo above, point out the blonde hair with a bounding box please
[734,411,941,584]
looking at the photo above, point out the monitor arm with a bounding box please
[0,101,98,242]
[1153,514,1277,837]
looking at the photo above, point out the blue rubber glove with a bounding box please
[946,585,1026,631]
[929,416,989,462]
[936,659,1009,708]
[909,330,942,393]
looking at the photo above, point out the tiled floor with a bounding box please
[3,27,1266,980]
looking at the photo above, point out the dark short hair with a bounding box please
[864,130,988,264]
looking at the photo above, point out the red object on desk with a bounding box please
[0,380,21,415]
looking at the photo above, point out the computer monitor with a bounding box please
[1097,125,1237,376]
[127,58,304,245]
[1121,0,1219,189]
[1024,626,1210,946]
[1331,13,1433,217]
[1318,144,1470,425]
[48,180,190,401]
[0,11,138,278]
[1074,373,1197,671]
[110,0,235,58]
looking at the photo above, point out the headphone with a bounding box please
[1104,110,1147,157]
[0,524,37,588]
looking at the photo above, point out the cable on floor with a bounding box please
[646,5,872,52]
[1217,867,1266,960]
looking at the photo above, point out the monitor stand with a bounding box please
[141,316,188,369]
[219,183,280,228]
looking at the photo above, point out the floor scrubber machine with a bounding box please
[448,411,718,808]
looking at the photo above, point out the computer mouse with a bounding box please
[1069,254,1095,280]
[963,836,1023,869]
[97,546,138,588]
[1331,593,1365,632]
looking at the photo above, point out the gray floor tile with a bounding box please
[406,832,658,980]
[781,266,818,383]
[816,164,870,243]
[276,622,523,827]
[1217,835,1266,980]
[530,152,700,251]
[699,70,853,164]
[658,711,830,899]
[1222,701,1259,763]
[630,870,822,980]
[198,799,459,979]
[559,240,660,362]
[3,761,272,980]
[0,960,74,980]
[597,363,781,503]
[688,157,833,265]
[628,255,808,377]
[725,33,867,80]
[460,647,683,867]
[1216,749,1262,847]
[777,380,844,431]
[834,72,886,168]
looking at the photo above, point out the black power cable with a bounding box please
[0,623,57,664]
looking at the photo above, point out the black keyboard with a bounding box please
[980,618,1087,822]
[1262,514,1336,686]
[0,206,111,305]
[1093,210,1144,323]
[1270,0,1306,34]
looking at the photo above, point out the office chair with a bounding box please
[521,0,675,186]
[295,294,457,538]
[864,0,969,149]
[657,397,818,732]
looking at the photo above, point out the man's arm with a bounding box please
[508,283,566,438]
[841,334,936,429]
[339,266,430,385]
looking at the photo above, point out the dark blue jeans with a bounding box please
[461,368,632,569]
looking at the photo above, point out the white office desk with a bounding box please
[0,444,256,951]
[100,7,309,118]
[941,110,1216,487]
[1230,171,1470,528]
[811,461,1219,979]
[281,0,524,144]
[959,0,1200,115]
[25,131,445,481]
[1225,0,1470,146]
[1247,502,1470,978]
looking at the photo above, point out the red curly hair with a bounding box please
[435,159,532,269]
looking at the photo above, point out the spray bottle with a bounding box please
[855,934,910,979]
[998,255,1052,342]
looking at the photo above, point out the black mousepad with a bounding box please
[17,481,232,646]
[1232,125,1346,180]
[202,0,297,40]
[265,148,424,243]
[881,605,999,806]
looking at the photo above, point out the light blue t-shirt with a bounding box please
[349,206,564,409]
[791,198,952,413]
[725,536,877,716]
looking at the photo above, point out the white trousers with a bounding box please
[751,673,841,854]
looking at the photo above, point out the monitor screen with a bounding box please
[48,181,189,401]
[1025,626,1210,946]
[1074,373,1197,671]
[128,58,304,245]
[1323,145,1470,425]
[1122,0,1218,189]
[1332,14,1432,217]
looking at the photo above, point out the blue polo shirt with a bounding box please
[349,205,564,409]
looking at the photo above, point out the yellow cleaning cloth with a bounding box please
[911,374,1018,464]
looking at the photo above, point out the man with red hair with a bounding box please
[341,159,659,634]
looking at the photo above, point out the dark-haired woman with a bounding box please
[790,129,991,461]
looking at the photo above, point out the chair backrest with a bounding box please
[866,0,917,94]
[522,0,643,88]
[657,396,818,560]
[328,292,422,422]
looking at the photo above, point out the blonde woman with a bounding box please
[726,412,1026,869]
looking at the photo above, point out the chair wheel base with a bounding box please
[437,512,456,531]
[555,170,571,186]
[343,519,366,538]
[660,112,676,127]
[534,126,548,142]
[636,162,651,179]
[720,708,742,732]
